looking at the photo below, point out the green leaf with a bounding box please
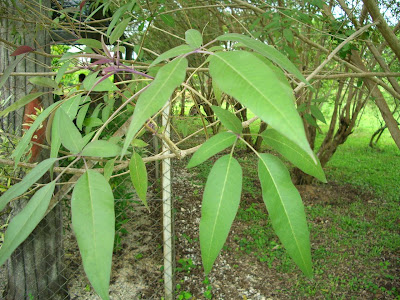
[60,95,81,119]
[104,158,115,181]
[129,152,148,210]
[106,3,129,37]
[28,76,58,89]
[149,44,193,68]
[76,38,102,49]
[283,28,294,43]
[109,17,130,44]
[0,158,57,211]
[209,51,315,163]
[0,181,55,266]
[200,155,242,274]
[0,55,24,91]
[76,103,90,131]
[310,105,326,124]
[211,106,242,134]
[216,33,307,84]
[258,153,312,277]
[131,139,148,148]
[261,129,326,182]
[187,132,236,168]
[81,140,122,157]
[83,72,119,92]
[121,57,187,156]
[212,80,223,105]
[55,61,70,84]
[71,170,114,300]
[82,131,96,146]
[58,108,85,154]
[0,92,46,118]
[11,101,59,166]
[51,110,61,159]
[185,29,202,48]
[303,113,318,127]
[160,14,175,27]
[83,117,103,127]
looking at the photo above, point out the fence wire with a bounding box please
[0,108,176,299]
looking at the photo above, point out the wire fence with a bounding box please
[0,107,176,299]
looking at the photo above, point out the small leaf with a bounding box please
[258,153,312,277]
[76,38,102,49]
[129,152,148,210]
[76,103,90,131]
[131,139,148,148]
[83,72,119,92]
[12,101,59,166]
[81,140,122,157]
[283,28,294,43]
[216,33,308,84]
[187,132,236,168]
[109,17,130,44]
[262,129,326,182]
[58,108,85,154]
[310,105,326,124]
[83,117,103,127]
[0,158,57,211]
[200,155,242,274]
[160,14,175,27]
[209,51,315,163]
[11,45,34,56]
[60,95,81,119]
[185,29,202,48]
[0,55,24,90]
[121,57,188,156]
[104,158,115,181]
[71,170,114,300]
[303,113,318,127]
[0,92,46,118]
[211,106,242,134]
[51,110,62,159]
[150,44,193,68]
[212,80,223,105]
[106,4,127,36]
[55,62,71,84]
[28,76,58,89]
[0,181,55,267]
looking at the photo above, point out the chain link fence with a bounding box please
[0,105,176,299]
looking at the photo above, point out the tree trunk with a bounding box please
[0,1,67,299]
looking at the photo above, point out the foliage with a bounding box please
[1,0,399,298]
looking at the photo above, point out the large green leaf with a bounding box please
[58,108,85,154]
[121,57,188,156]
[71,170,115,300]
[209,51,315,162]
[11,101,59,166]
[76,38,102,49]
[216,33,307,83]
[185,29,202,48]
[51,109,61,159]
[129,152,148,210]
[0,158,57,211]
[211,105,242,134]
[81,140,122,157]
[262,129,326,182]
[60,95,81,119]
[258,153,312,277]
[187,132,236,168]
[0,92,46,118]
[149,44,193,68]
[200,155,242,274]
[0,181,55,266]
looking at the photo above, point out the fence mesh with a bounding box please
[0,108,175,299]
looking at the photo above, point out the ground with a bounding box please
[171,151,400,300]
